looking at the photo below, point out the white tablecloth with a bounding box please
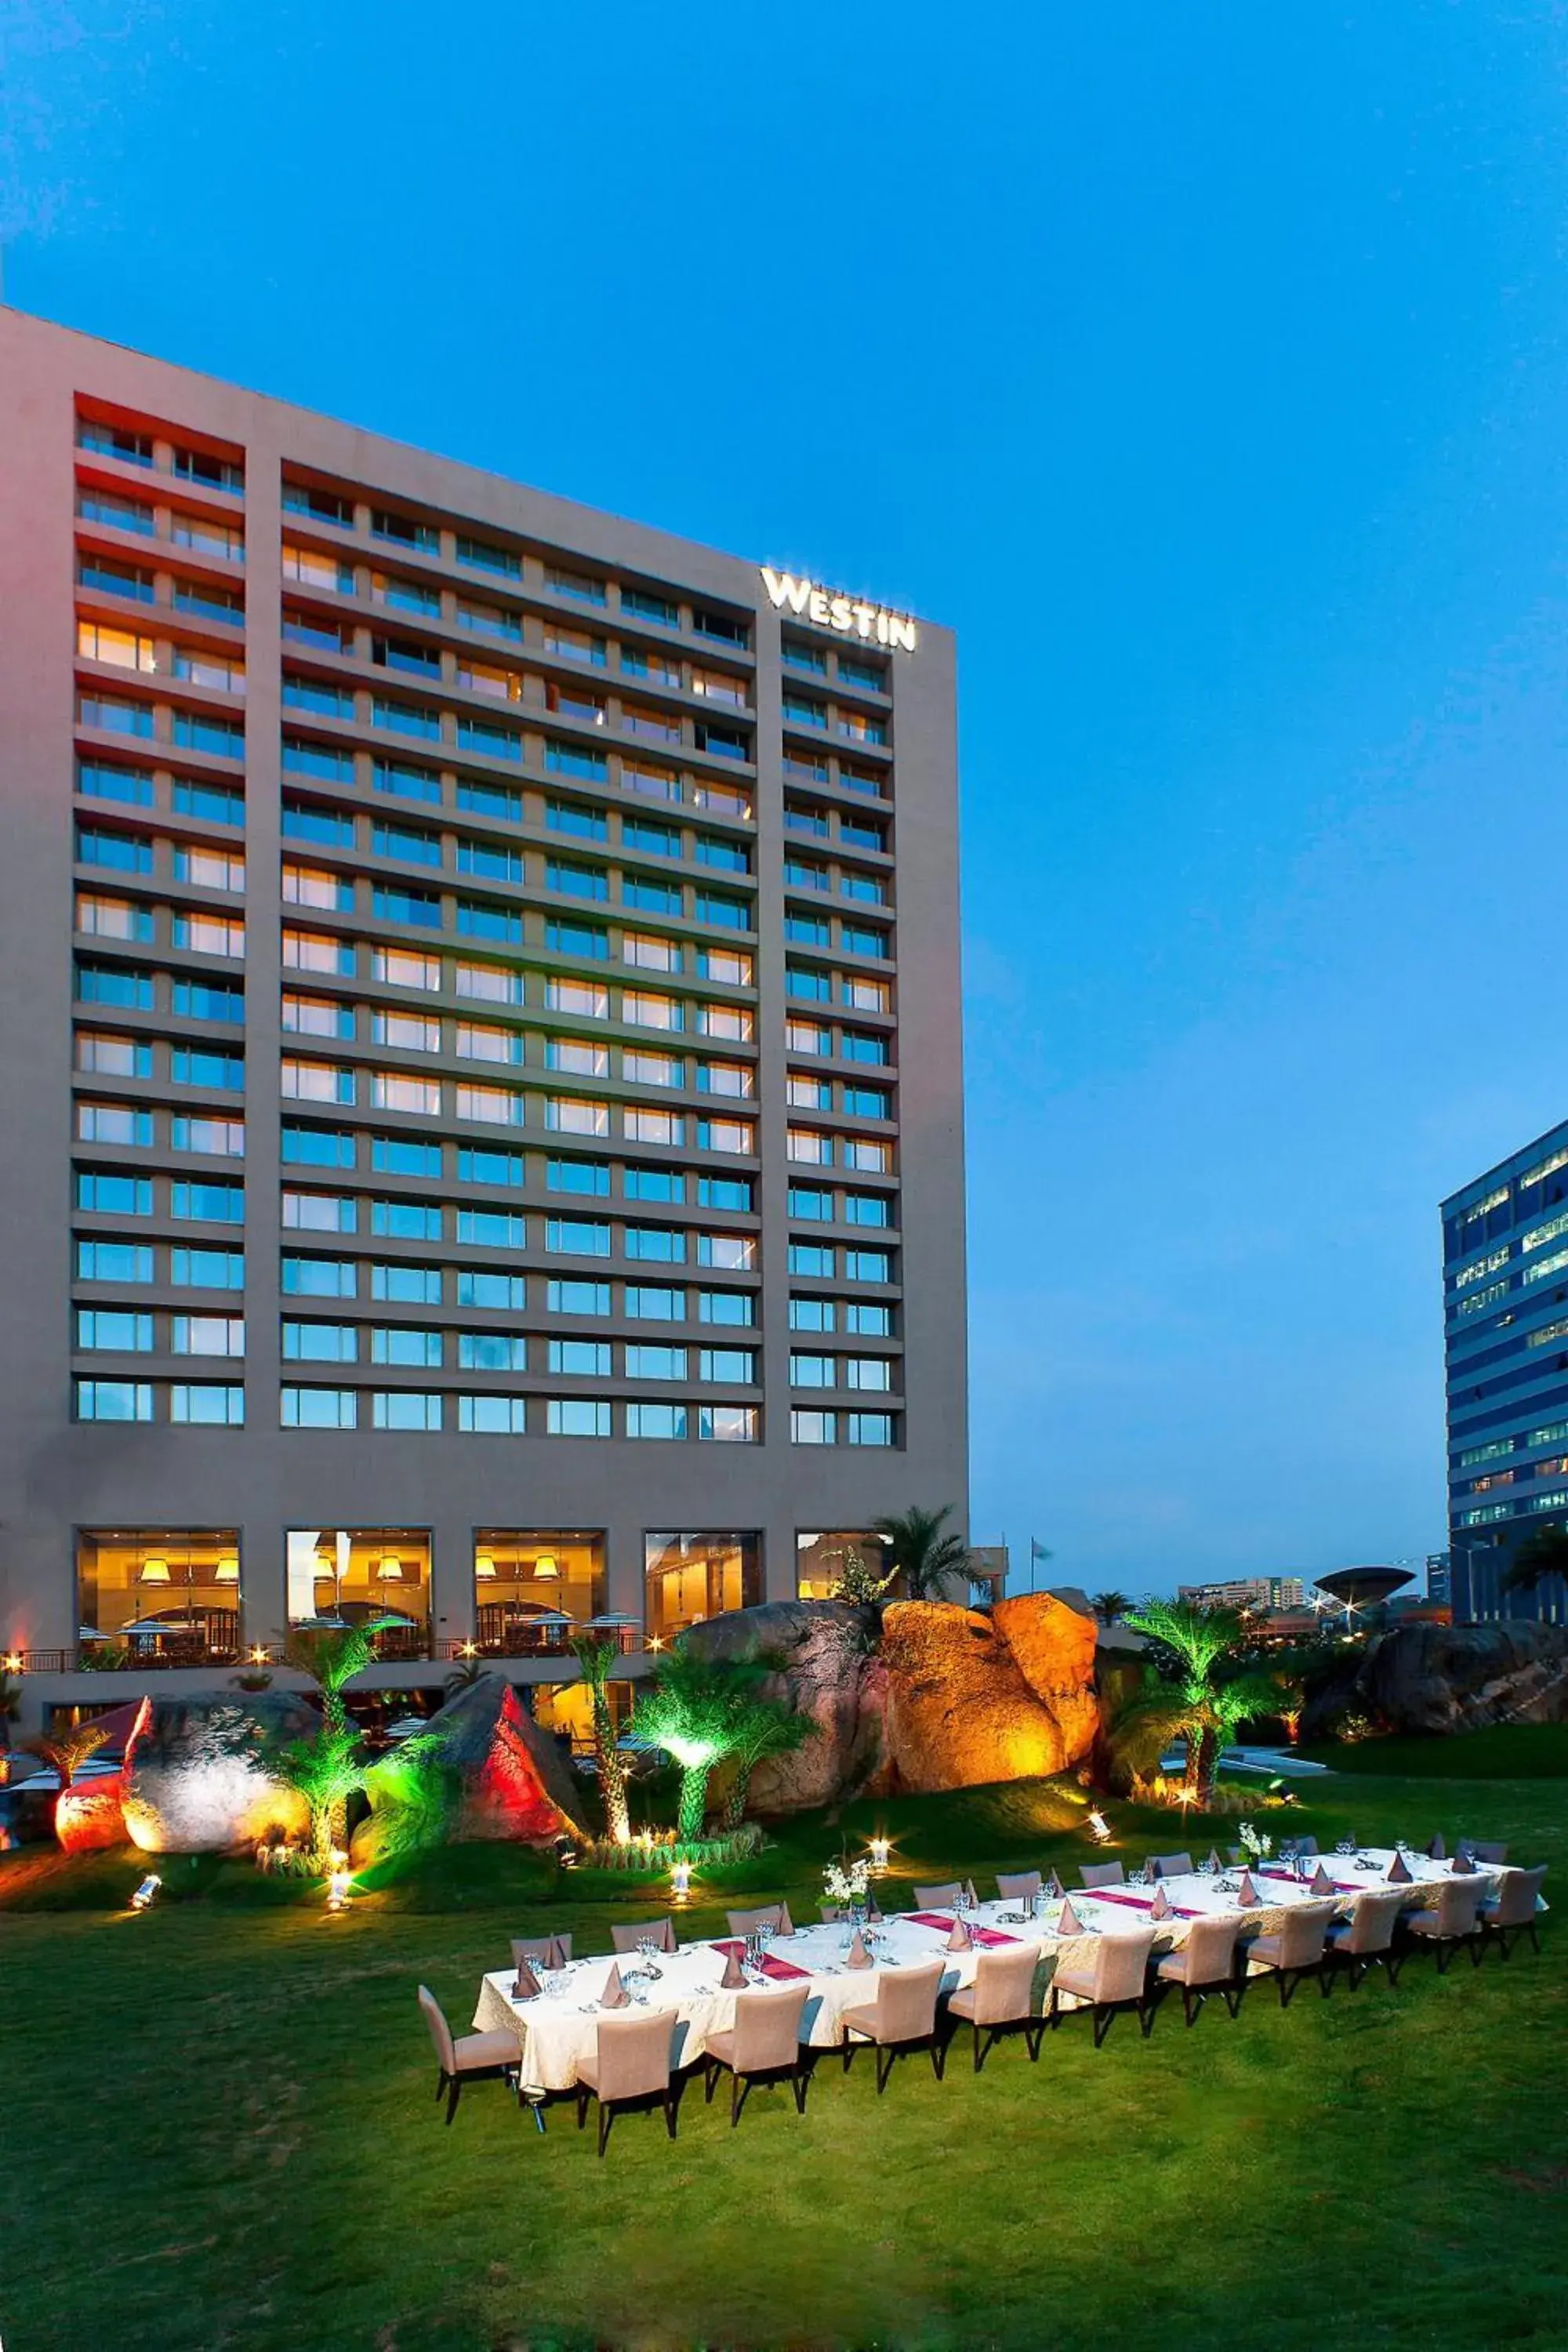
[470,1849,1523,2092]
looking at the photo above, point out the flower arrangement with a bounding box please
[823,1857,871,1906]
[1237,1820,1273,1861]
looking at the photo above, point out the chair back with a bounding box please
[1275,1900,1336,1968]
[1341,1886,1407,1955]
[818,1904,844,1924]
[996,1870,1043,1900]
[593,2009,674,2100]
[1468,1840,1508,1865]
[1149,1852,1193,1880]
[1179,1914,1240,1986]
[1294,1836,1319,1856]
[1092,1927,1156,2003]
[732,1981,811,2070]
[1490,1864,1547,1928]
[510,1933,572,1965]
[913,1881,964,1910]
[1080,1861,1126,1889]
[970,1940,1041,2024]
[726,1904,786,1938]
[874,1956,945,2039]
[417,1984,456,2073]
[611,1918,677,1955]
[1432,1874,1488,1937]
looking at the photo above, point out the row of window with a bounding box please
[1444,1145,1568,1262]
[281,610,754,713]
[78,486,245,563]
[74,1238,893,1291]
[78,417,243,492]
[78,688,245,761]
[285,793,757,873]
[1454,1417,1568,1469]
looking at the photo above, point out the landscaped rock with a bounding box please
[877,1602,1089,1792]
[357,1675,583,1867]
[686,1600,887,1812]
[54,1776,129,1854]
[1301,1621,1568,1739]
[122,1691,317,1854]
[991,1592,1101,1762]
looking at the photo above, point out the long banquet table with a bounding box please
[470,1849,1524,2094]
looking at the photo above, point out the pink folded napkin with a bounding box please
[720,1945,746,1989]
[510,1944,543,1998]
[545,1934,569,1969]
[712,1940,811,1984]
[1236,1871,1260,1908]
[906,1912,1019,1948]
[1428,1835,1446,1860]
[1055,1897,1087,1936]
[1310,1864,1334,1896]
[1149,1884,1171,1922]
[947,1916,972,1952]
[600,1962,629,2009]
[1090,1888,1203,1921]
[1206,1849,1223,1874]
[1047,1871,1065,1899]
[845,1928,873,1969]
[1388,1853,1413,1884]
[773,1902,795,1938]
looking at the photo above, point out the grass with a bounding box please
[1298,1722,1568,1778]
[2,1760,1564,2352]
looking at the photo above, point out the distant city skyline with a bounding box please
[5,4,1568,1588]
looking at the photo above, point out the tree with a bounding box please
[27,1720,111,1835]
[872,1504,970,1602]
[630,1644,764,1839]
[1109,1599,1281,1807]
[721,1696,817,1828]
[570,1632,632,1846]
[1090,1590,1133,1625]
[1501,1524,1568,1600]
[281,1623,376,1737]
[828,1544,894,1606]
[442,1655,485,1697]
[273,1621,384,1867]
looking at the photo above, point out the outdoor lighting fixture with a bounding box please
[647,1635,666,1652]
[325,1852,352,1913]
[868,1835,891,1871]
[670,1859,692,1902]
[129,1874,162,1911]
[1087,1811,1112,1843]
[534,1553,559,1580]
[248,1646,269,1666]
[460,1641,478,1659]
[140,1557,170,1585]
[215,1555,240,1584]
[2,1651,21,1675]
[376,1555,402,1582]
[474,1553,497,1581]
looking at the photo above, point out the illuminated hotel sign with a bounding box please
[760,567,918,652]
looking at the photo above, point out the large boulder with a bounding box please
[991,1592,1101,1762]
[877,1602,1089,1793]
[357,1675,583,1865]
[1301,1621,1568,1738]
[122,1691,316,1854]
[686,1600,887,1811]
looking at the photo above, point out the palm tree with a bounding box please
[630,1644,764,1839]
[1501,1524,1568,1601]
[29,1720,112,1834]
[1109,1599,1281,1807]
[1089,1589,1134,1625]
[274,1720,367,1869]
[570,1632,631,1846]
[442,1655,486,1697]
[872,1504,971,1602]
[281,1622,376,1737]
[720,1695,817,1828]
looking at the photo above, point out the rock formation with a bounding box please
[354,1673,582,1865]
[122,1691,316,1854]
[1301,1620,1568,1739]
[685,1591,1100,1813]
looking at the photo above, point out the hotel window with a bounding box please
[846,1301,892,1336]
[175,844,246,891]
[282,1192,358,1232]
[697,1116,754,1155]
[78,690,154,738]
[626,1345,688,1380]
[786,859,830,893]
[547,1218,611,1256]
[699,1348,755,1383]
[842,1030,890,1065]
[77,1240,154,1282]
[457,1022,522,1065]
[840,873,887,906]
[696,1233,755,1270]
[549,858,609,901]
[625,1051,680,1087]
[459,1270,524,1308]
[173,911,246,956]
[474,1531,604,1640]
[284,929,355,977]
[78,490,155,536]
[622,991,681,1031]
[171,1384,245,1426]
[788,1077,833,1112]
[791,1410,835,1445]
[75,964,154,1012]
[457,535,522,579]
[171,1181,245,1223]
[457,597,523,642]
[76,1380,154,1422]
[284,799,355,850]
[847,1414,894,1446]
[78,758,154,808]
[845,1357,893,1391]
[372,1071,442,1116]
[170,1248,245,1288]
[76,1308,154,1351]
[283,996,355,1040]
[840,924,890,960]
[371,1327,442,1368]
[623,934,682,974]
[456,1081,523,1125]
[74,1170,151,1215]
[698,1174,752,1211]
[281,1388,359,1428]
[78,1528,243,1651]
[172,978,245,1024]
[456,838,523,886]
[622,586,680,626]
[457,1331,526,1371]
[549,1279,610,1314]
[75,1032,151,1079]
[791,1354,835,1388]
[78,826,153,874]
[546,1037,609,1077]
[549,799,608,841]
[172,710,245,760]
[456,1147,521,1187]
[374,759,443,805]
[77,619,156,671]
[789,1243,834,1277]
[698,1290,753,1326]
[796,1530,887,1599]
[172,647,246,695]
[546,681,607,728]
[546,916,608,963]
[621,645,682,687]
[170,1115,246,1158]
[76,896,152,943]
[625,814,682,859]
[628,1402,688,1440]
[696,1003,753,1041]
[374,948,443,992]
[78,418,153,464]
[458,1207,526,1247]
[626,1167,684,1203]
[626,1107,684,1146]
[846,1139,892,1174]
[371,1264,442,1305]
[548,1398,612,1436]
[372,1010,441,1054]
[284,1258,358,1299]
[788,1129,831,1167]
[626,1286,683,1321]
[283,1322,358,1363]
[790,1298,835,1332]
[372,1392,442,1431]
[282,1528,430,1651]
[173,512,244,560]
[621,702,681,744]
[699,1061,753,1098]
[544,622,607,666]
[626,1227,686,1263]
[622,760,681,802]
[644,1531,760,1639]
[548,1098,610,1137]
[462,961,527,1005]
[374,821,444,867]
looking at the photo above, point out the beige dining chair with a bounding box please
[1154,1915,1244,2025]
[725,1904,789,1937]
[912,1880,964,1910]
[1079,1860,1126,1889]
[1404,1873,1490,1973]
[510,1933,573,1965]
[839,1956,948,2091]
[702,1980,813,2124]
[1325,1886,1410,1990]
[945,1940,1043,2071]
[996,1870,1044,1901]
[1241,1900,1338,2005]
[574,2009,678,2157]
[416,1985,519,2125]
[1147,1852,1193,1880]
[1478,1864,1547,1960]
[1049,1926,1157,2045]
[610,1917,678,1955]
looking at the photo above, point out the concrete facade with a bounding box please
[0,308,968,1732]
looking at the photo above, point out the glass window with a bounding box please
[76,1379,154,1422]
[549,1279,610,1314]
[458,1207,526,1247]
[77,1528,243,1650]
[644,1530,760,1639]
[282,1529,431,1654]
[547,1399,612,1436]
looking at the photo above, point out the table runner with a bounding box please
[1088,1887,1204,1919]
[710,1940,812,1982]
[906,1912,1021,1947]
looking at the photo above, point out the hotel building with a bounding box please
[0,309,967,1734]
[1442,1120,1568,1624]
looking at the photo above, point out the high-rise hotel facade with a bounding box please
[0,310,967,1733]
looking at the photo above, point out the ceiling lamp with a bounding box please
[140,1557,170,1585]
[376,1555,402,1582]
[534,1553,559,1580]
[215,1555,240,1584]
[474,1553,497,1581]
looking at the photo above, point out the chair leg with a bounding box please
[1278,1972,1295,2009]
[665,2088,678,2141]
[1221,1981,1243,2019]
[704,2060,720,2104]
[1025,2022,1044,2062]
[1138,1999,1155,2038]
[876,2044,894,2094]
[1317,1966,1334,1998]
[445,2076,461,2125]
[575,2088,589,2130]
[973,2021,983,2073]
[1092,2005,1112,2049]
[931,2036,946,2082]
[1181,1987,1196,2027]
[597,2103,612,2158]
[1468,1934,1485,1969]
[731,2073,744,2129]
[842,2032,855,2072]
[792,2063,808,2114]
[435,2068,447,2103]
[1436,1941,1451,1976]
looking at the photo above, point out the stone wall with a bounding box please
[1301,1620,1568,1738]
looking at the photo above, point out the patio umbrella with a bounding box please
[583,1613,637,1628]
[520,1610,576,1627]
[118,1618,200,1636]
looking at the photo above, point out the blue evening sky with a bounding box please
[5,3,1567,1592]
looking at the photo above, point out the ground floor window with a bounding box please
[284,1528,431,1657]
[77,1529,241,1664]
[643,1530,760,1642]
[532,1675,634,1754]
[795,1530,888,1602]
[473,1530,604,1652]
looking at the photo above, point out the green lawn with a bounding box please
[2,1763,1563,2352]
